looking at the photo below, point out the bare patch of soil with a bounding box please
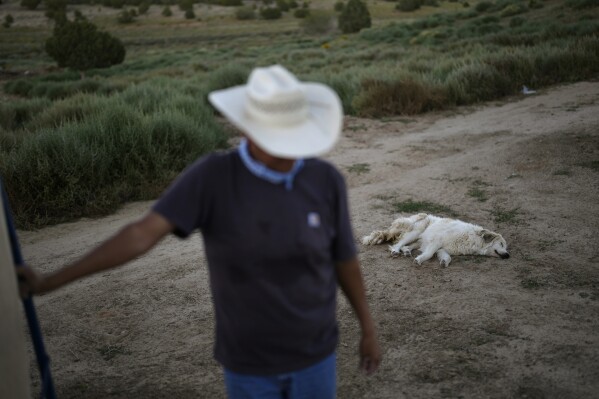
[19,81,599,398]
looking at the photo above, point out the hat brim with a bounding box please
[208,83,342,159]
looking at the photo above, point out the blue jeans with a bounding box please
[224,353,336,399]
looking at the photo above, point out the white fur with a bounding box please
[362,213,509,267]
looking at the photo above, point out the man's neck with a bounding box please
[247,140,296,173]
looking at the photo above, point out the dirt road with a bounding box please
[19,81,599,398]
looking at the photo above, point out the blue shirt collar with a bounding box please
[238,138,304,191]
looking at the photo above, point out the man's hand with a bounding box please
[16,267,49,298]
[336,256,383,376]
[360,332,382,375]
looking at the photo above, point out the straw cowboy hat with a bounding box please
[208,65,343,158]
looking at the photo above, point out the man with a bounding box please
[18,65,381,398]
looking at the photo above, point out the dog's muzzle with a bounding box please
[495,250,510,259]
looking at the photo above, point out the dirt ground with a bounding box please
[18,81,599,398]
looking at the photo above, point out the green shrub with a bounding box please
[484,52,536,87]
[334,1,344,11]
[532,38,599,85]
[117,9,135,23]
[360,20,416,42]
[276,0,290,11]
[459,17,503,37]
[204,64,250,94]
[0,98,51,130]
[44,0,67,20]
[313,73,359,114]
[396,0,420,12]
[178,0,193,11]
[500,3,527,17]
[162,6,172,16]
[25,94,100,130]
[39,70,81,82]
[260,7,282,19]
[566,0,599,9]
[481,15,500,23]
[509,16,525,27]
[100,0,126,8]
[490,31,540,46]
[294,8,310,18]
[20,0,41,10]
[236,6,256,19]
[2,14,14,28]
[475,0,492,12]
[353,78,446,117]
[4,80,33,97]
[46,18,126,73]
[446,62,512,105]
[0,96,228,228]
[184,9,195,18]
[4,77,124,100]
[456,9,477,18]
[339,0,371,33]
[138,1,149,14]
[528,0,543,9]
[39,84,71,100]
[301,14,333,33]
[219,0,242,5]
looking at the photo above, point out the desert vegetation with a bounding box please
[0,0,597,228]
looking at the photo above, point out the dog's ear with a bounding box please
[480,229,497,243]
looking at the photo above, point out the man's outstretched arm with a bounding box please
[18,211,174,297]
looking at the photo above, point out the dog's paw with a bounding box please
[400,246,412,257]
[413,258,422,266]
[439,259,450,267]
[388,246,401,258]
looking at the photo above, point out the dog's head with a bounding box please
[480,230,510,259]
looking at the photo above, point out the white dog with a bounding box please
[362,213,509,267]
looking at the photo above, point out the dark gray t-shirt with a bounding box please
[152,150,357,375]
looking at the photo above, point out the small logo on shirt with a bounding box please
[307,212,321,228]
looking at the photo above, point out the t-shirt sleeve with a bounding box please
[330,166,357,262]
[152,155,214,238]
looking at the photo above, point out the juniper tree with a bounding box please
[338,0,371,33]
[45,18,126,76]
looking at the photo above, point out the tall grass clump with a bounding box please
[445,61,512,105]
[309,72,360,114]
[566,0,599,9]
[483,51,536,87]
[203,63,251,95]
[4,77,126,100]
[531,37,599,85]
[26,93,105,130]
[445,36,599,105]
[353,78,447,117]
[474,1,493,12]
[1,91,227,228]
[360,21,416,43]
[0,98,51,131]
[499,3,528,17]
